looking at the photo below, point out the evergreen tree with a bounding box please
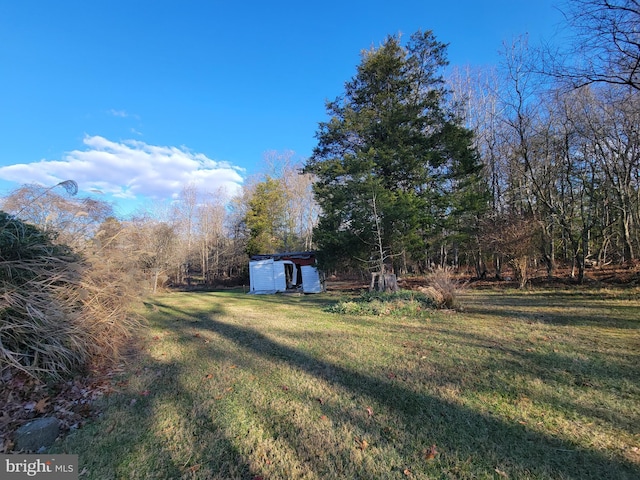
[244,176,287,256]
[304,31,488,272]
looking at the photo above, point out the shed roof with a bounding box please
[250,251,316,261]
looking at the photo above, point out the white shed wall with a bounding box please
[249,259,276,293]
[301,266,323,293]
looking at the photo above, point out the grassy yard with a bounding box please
[52,287,640,479]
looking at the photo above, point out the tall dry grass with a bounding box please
[79,250,144,368]
[423,265,462,309]
[0,212,88,378]
[0,211,143,379]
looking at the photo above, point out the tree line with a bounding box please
[0,151,318,291]
[305,0,639,286]
[1,0,638,290]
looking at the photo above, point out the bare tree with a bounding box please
[196,189,228,284]
[367,192,398,292]
[172,184,199,284]
[483,213,541,288]
[549,0,640,90]
[568,85,640,262]
[2,183,112,249]
[262,150,320,251]
[449,65,511,277]
[132,219,178,293]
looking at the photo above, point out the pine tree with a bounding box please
[304,30,488,272]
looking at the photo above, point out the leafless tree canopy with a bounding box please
[552,0,640,90]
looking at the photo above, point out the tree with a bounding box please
[262,151,320,252]
[196,190,228,284]
[567,84,640,263]
[549,0,640,90]
[172,184,199,285]
[304,30,487,273]
[1,182,112,249]
[244,176,288,256]
[482,213,541,288]
[135,220,178,293]
[449,66,512,277]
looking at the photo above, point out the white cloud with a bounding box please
[0,135,245,202]
[107,109,138,119]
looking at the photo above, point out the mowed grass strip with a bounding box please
[53,288,640,479]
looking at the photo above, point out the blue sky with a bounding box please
[0,0,564,216]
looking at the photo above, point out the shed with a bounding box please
[248,251,324,294]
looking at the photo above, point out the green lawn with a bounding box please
[53,288,640,479]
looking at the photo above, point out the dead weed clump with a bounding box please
[79,253,144,367]
[0,212,142,380]
[420,266,463,309]
[0,212,89,378]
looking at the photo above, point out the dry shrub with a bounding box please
[0,213,89,378]
[0,212,143,379]
[423,266,462,309]
[79,251,144,367]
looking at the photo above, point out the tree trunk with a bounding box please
[153,269,160,294]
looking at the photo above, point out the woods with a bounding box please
[1,1,638,296]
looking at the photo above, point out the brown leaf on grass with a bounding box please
[2,365,128,449]
[495,468,508,478]
[2,439,15,454]
[35,397,50,413]
[205,374,213,379]
[387,372,397,379]
[366,406,374,417]
[355,438,368,450]
[281,385,289,391]
[424,444,438,460]
[403,468,412,476]
[319,415,329,421]
[140,390,150,396]
[188,464,201,473]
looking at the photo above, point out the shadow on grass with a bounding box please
[426,325,640,435]
[53,361,254,479]
[52,300,254,480]
[159,294,640,479]
[57,291,639,479]
[462,291,640,329]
